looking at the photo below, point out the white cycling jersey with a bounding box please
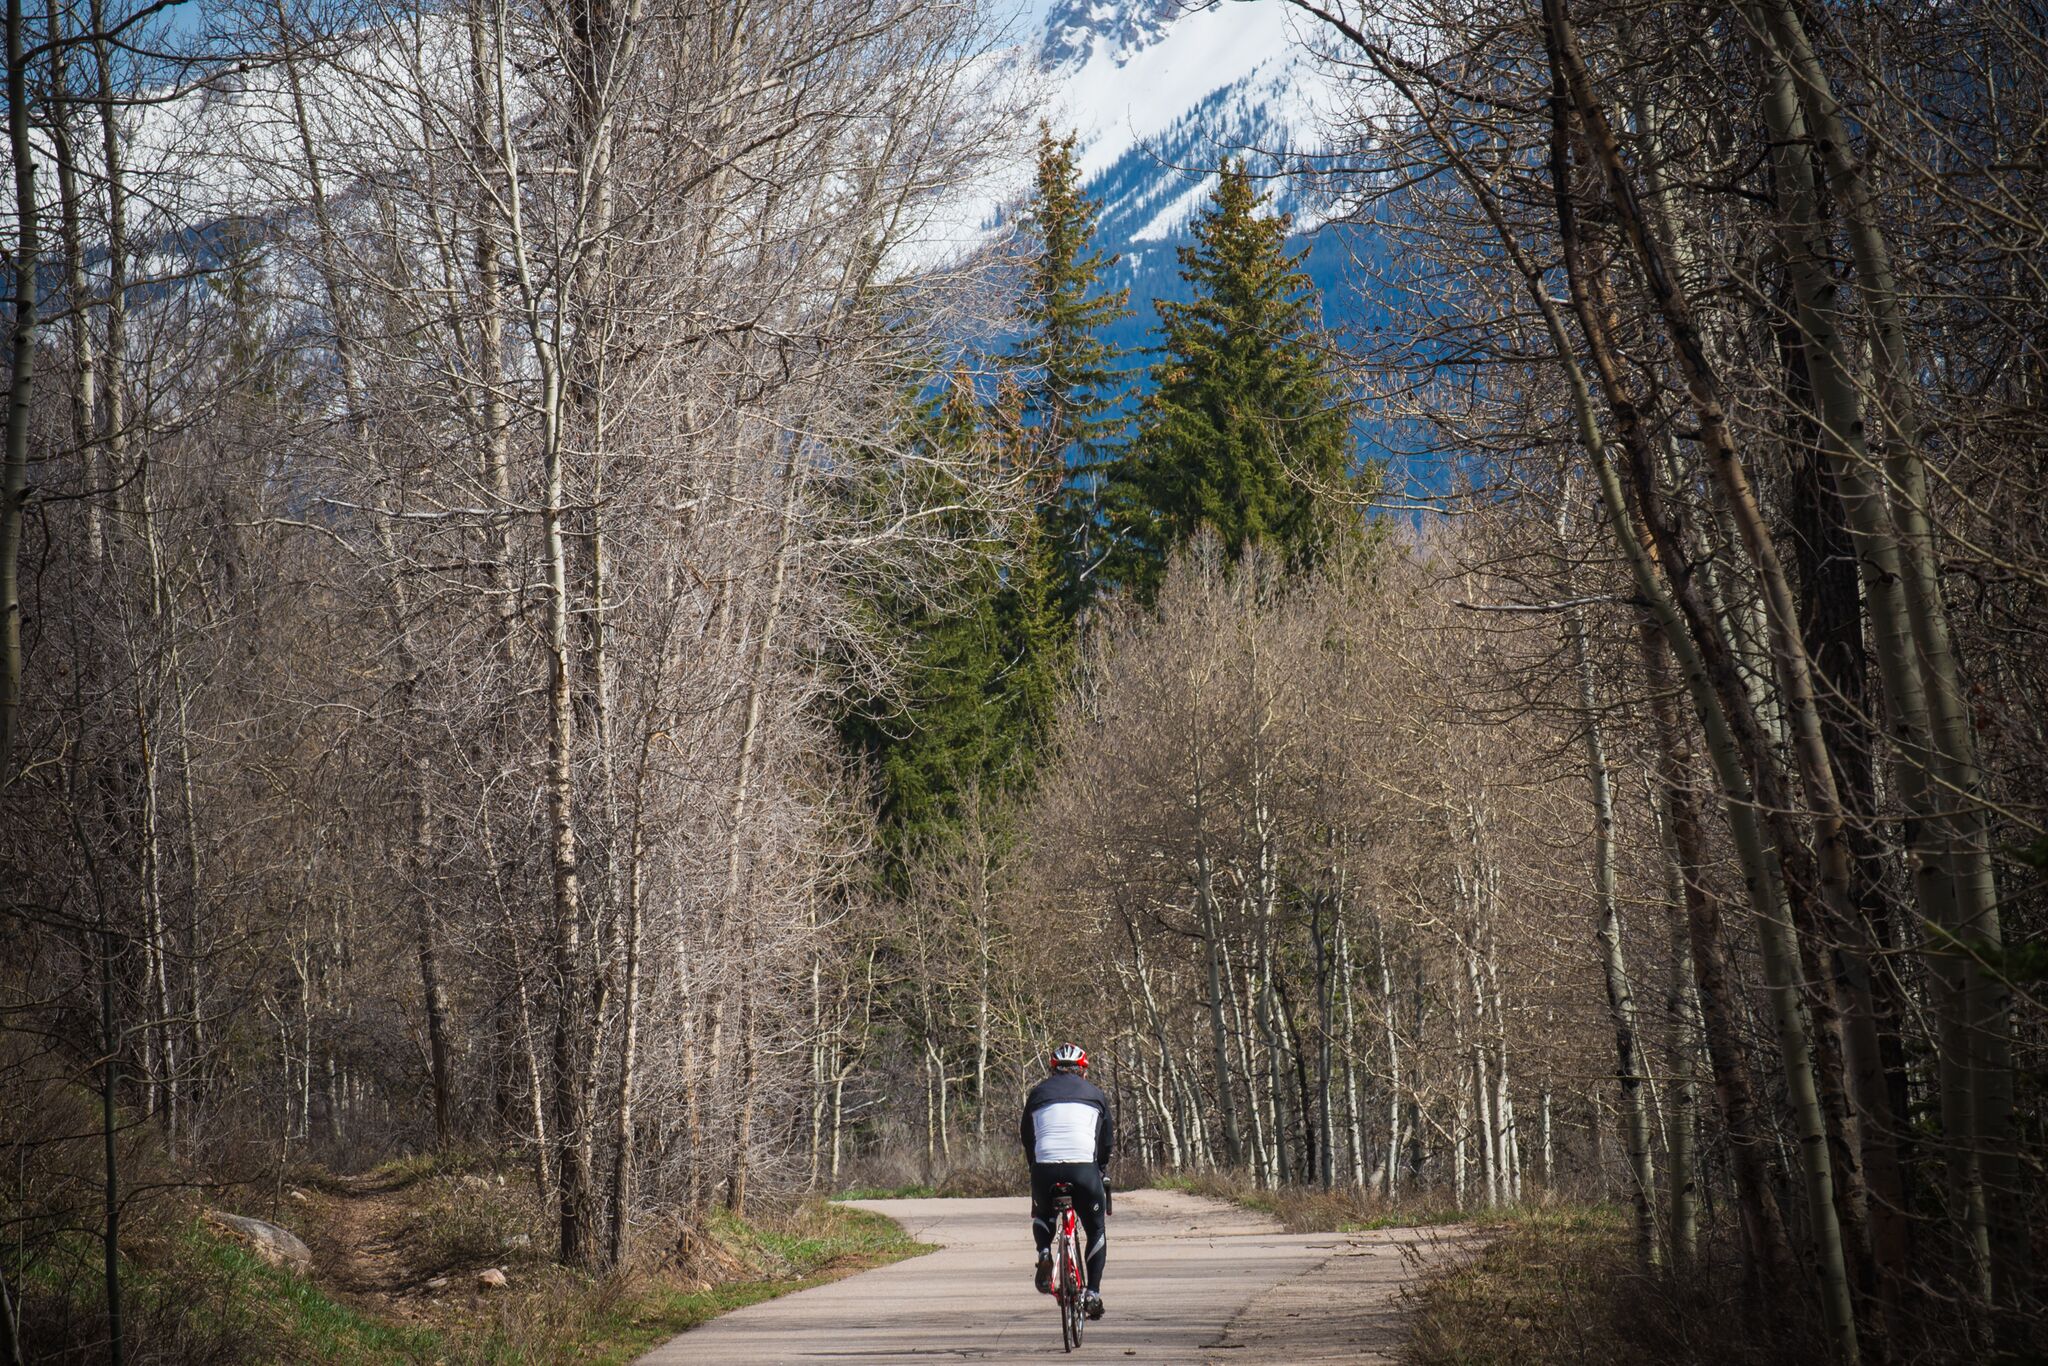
[1031,1101,1100,1163]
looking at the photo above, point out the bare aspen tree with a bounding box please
[2,0,35,783]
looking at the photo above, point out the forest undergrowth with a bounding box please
[827,1140,1025,1201]
[1399,1207,2036,1366]
[1417,1212,1818,1366]
[15,1144,929,1366]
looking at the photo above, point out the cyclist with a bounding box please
[1021,1043,1111,1320]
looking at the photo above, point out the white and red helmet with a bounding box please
[1050,1043,1088,1073]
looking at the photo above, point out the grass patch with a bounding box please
[27,1221,445,1364]
[567,1202,935,1366]
[704,1200,932,1279]
[1406,1206,1627,1365]
[362,1145,499,1190]
[193,1235,442,1362]
[288,1145,500,1200]
[831,1184,940,1201]
[1404,1206,1836,1366]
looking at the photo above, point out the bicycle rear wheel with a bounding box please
[1065,1225,1086,1349]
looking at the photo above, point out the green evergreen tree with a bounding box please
[838,374,1071,879]
[1015,125,1133,613]
[983,378,1072,777]
[1105,161,1355,599]
[839,123,1131,869]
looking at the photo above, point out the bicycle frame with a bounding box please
[1050,1185,1087,1352]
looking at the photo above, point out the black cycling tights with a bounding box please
[1030,1161,1107,1290]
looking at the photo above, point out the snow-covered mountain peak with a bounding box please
[1026,0,1333,244]
[1039,0,1182,68]
[909,2,1365,294]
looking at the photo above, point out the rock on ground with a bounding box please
[207,1212,313,1274]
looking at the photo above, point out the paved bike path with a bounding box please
[635,1189,1446,1364]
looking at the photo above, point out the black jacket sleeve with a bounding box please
[1097,1103,1113,1167]
[1019,1086,1035,1157]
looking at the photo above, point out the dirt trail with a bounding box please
[636,1189,1467,1365]
[296,1173,433,1307]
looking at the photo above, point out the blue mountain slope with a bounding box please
[1021,1,1415,486]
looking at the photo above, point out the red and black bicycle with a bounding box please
[1048,1181,1088,1352]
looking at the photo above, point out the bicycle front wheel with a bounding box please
[1055,1242,1075,1353]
